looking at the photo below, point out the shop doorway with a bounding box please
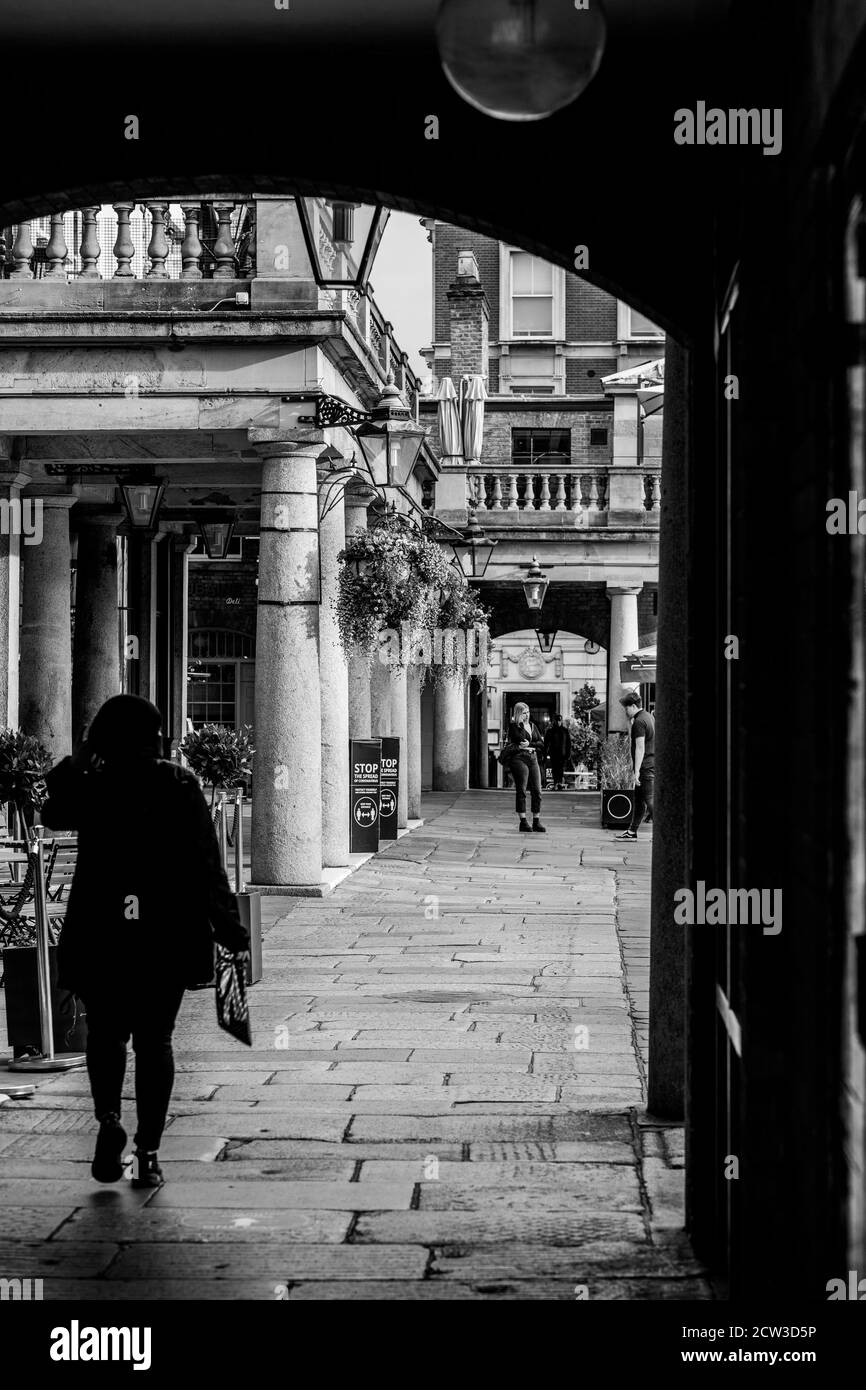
[505,690,559,734]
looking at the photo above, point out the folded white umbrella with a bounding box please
[437,377,464,461]
[461,374,487,465]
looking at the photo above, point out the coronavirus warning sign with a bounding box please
[349,739,382,853]
[379,736,399,841]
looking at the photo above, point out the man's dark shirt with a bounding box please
[544,724,571,758]
[630,710,655,767]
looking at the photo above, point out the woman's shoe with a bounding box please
[519,820,532,832]
[532,820,547,832]
[91,1113,127,1183]
[131,1149,164,1189]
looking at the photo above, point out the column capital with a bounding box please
[317,459,351,488]
[0,470,30,490]
[248,426,329,458]
[32,494,77,510]
[344,476,378,507]
[606,582,643,598]
[71,506,124,528]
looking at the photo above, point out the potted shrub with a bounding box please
[179,723,261,985]
[599,734,636,828]
[179,723,254,807]
[564,716,602,788]
[0,728,51,832]
[0,728,85,1056]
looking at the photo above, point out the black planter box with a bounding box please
[601,789,636,828]
[2,945,87,1053]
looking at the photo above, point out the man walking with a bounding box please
[614,691,654,840]
[544,713,571,790]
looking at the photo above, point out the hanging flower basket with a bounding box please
[336,514,454,662]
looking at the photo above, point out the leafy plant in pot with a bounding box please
[179,723,262,985]
[0,728,85,1056]
[598,734,636,828]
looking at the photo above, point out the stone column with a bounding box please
[19,497,74,760]
[390,663,409,829]
[0,457,28,728]
[344,482,375,740]
[433,673,467,791]
[249,428,324,891]
[318,471,350,867]
[71,510,122,743]
[648,337,688,1119]
[169,532,196,752]
[370,658,393,739]
[474,675,489,788]
[406,664,423,820]
[124,529,159,704]
[606,585,641,733]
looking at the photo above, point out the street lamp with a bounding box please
[354,380,427,491]
[535,624,558,654]
[294,197,391,290]
[522,555,549,612]
[119,479,166,530]
[452,509,497,579]
[435,0,607,123]
[196,514,236,560]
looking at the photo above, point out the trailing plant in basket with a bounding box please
[179,724,255,805]
[336,514,456,662]
[0,728,52,826]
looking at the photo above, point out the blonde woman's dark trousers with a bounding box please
[512,751,542,815]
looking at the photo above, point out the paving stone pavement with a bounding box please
[0,790,710,1301]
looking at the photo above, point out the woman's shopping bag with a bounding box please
[215,944,252,1046]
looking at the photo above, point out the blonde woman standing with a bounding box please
[506,701,546,833]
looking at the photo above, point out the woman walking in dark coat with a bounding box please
[42,695,249,1189]
[507,701,546,833]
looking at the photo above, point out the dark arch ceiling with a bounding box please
[0,0,784,343]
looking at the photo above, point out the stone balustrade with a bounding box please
[1,197,420,407]
[468,467,661,521]
[6,200,254,281]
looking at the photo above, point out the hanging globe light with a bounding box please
[435,0,607,123]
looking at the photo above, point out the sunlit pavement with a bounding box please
[0,790,712,1300]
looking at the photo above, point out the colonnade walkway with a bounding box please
[0,791,713,1300]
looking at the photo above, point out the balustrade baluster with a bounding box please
[650,475,661,511]
[212,202,236,278]
[491,476,503,510]
[568,474,580,512]
[506,474,519,510]
[10,221,35,279]
[112,202,136,277]
[588,475,600,513]
[79,207,102,279]
[179,203,204,279]
[554,473,567,511]
[145,202,169,278]
[539,474,551,510]
[45,214,68,279]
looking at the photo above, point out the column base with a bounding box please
[246,882,333,898]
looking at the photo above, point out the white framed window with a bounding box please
[616,300,664,339]
[501,346,563,394]
[500,247,565,340]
